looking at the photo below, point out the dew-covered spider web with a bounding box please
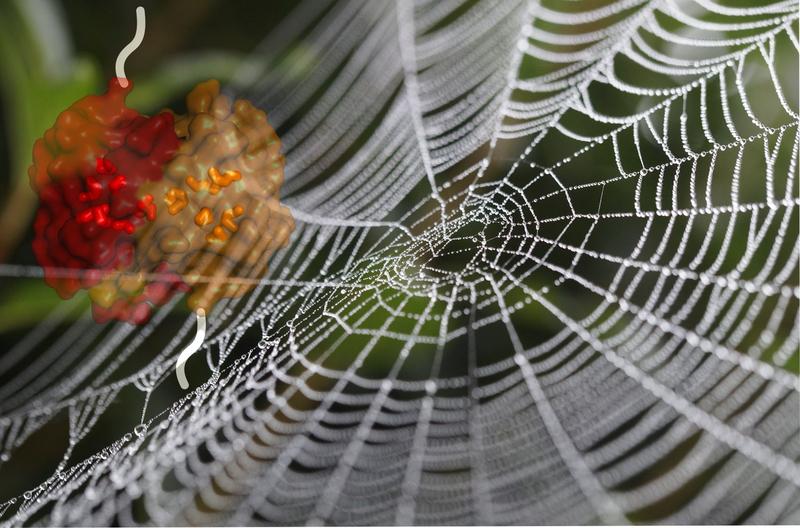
[0,0,799,525]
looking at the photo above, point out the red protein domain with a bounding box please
[30,77,187,324]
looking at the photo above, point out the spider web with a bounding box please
[0,0,799,524]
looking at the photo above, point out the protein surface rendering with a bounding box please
[30,77,293,325]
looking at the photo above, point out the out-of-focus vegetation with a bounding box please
[0,0,306,332]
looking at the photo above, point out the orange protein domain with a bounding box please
[137,80,295,313]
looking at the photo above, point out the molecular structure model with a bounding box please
[28,7,294,388]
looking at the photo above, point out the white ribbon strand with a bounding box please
[115,6,145,88]
[175,309,206,390]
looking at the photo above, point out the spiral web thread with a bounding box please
[0,0,798,524]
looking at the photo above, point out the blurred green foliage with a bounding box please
[0,0,307,332]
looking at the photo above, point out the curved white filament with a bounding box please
[115,6,146,88]
[175,309,206,390]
